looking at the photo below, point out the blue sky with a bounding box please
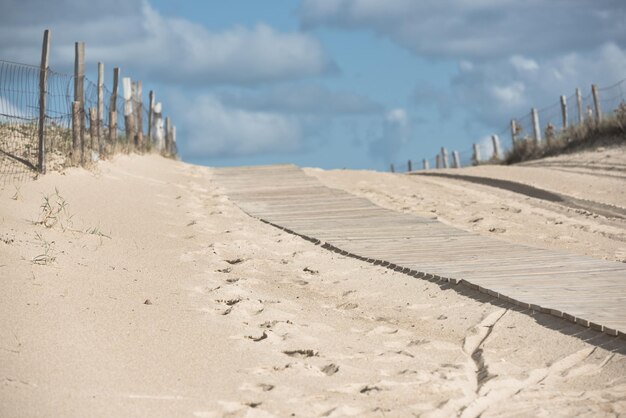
[1,0,625,170]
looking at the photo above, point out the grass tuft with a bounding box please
[31,231,56,265]
[35,188,73,230]
[505,102,626,164]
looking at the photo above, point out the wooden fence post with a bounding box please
[109,110,117,152]
[510,119,517,148]
[591,84,602,122]
[97,62,104,154]
[89,108,97,158]
[37,29,50,174]
[472,143,480,165]
[389,163,395,173]
[122,77,133,151]
[172,125,177,156]
[531,107,541,144]
[164,116,171,156]
[407,159,412,172]
[560,95,568,129]
[441,147,449,168]
[109,67,119,153]
[72,101,81,164]
[74,42,84,106]
[576,87,583,124]
[452,151,460,168]
[134,81,144,150]
[74,41,85,165]
[435,154,441,169]
[110,67,119,111]
[423,159,429,170]
[148,90,154,148]
[491,135,501,160]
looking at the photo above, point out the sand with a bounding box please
[1,153,625,417]
[306,146,626,263]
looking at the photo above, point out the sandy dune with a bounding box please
[306,146,626,263]
[1,154,625,417]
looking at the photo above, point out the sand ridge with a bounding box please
[1,154,625,416]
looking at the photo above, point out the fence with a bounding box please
[391,78,626,172]
[0,30,178,185]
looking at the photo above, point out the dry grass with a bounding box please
[31,231,56,265]
[504,103,626,164]
[34,188,73,230]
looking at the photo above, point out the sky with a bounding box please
[1,0,625,171]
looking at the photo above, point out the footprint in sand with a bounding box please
[259,320,293,329]
[215,297,242,315]
[283,349,318,359]
[246,331,268,342]
[407,339,429,347]
[359,385,383,395]
[321,363,340,376]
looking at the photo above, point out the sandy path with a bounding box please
[438,146,626,208]
[1,155,625,417]
[305,148,626,262]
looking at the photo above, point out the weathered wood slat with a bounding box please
[213,164,626,337]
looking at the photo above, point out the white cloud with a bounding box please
[386,108,408,126]
[448,42,626,129]
[300,0,626,136]
[0,0,335,85]
[217,84,382,115]
[459,60,474,72]
[179,95,303,158]
[490,82,526,107]
[299,0,626,59]
[369,108,411,162]
[510,55,539,72]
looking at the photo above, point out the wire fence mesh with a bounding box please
[0,57,175,185]
[0,60,42,183]
[395,79,626,172]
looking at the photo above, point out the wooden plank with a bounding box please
[213,164,626,337]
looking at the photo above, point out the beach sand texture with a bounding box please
[1,151,625,417]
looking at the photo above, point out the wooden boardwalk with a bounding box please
[213,164,626,338]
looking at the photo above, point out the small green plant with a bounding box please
[85,225,111,239]
[31,232,56,265]
[35,188,73,230]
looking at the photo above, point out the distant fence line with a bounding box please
[390,78,626,173]
[0,30,178,184]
